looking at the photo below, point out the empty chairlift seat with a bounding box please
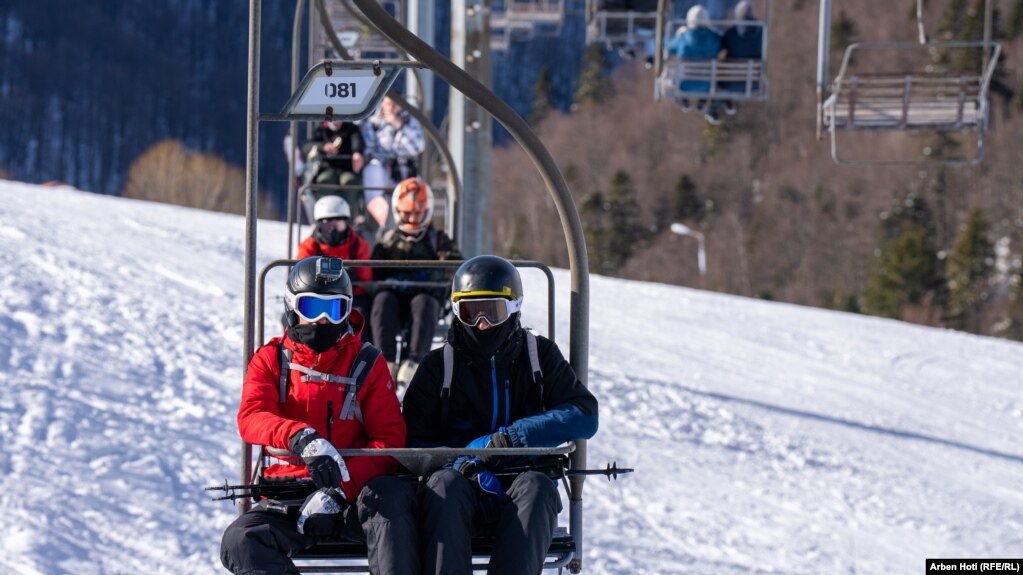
[587,5,659,49]
[820,41,1002,165]
[822,42,1000,132]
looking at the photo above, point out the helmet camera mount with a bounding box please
[315,257,344,283]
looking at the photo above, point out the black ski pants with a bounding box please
[418,469,562,575]
[220,475,418,575]
[370,290,440,363]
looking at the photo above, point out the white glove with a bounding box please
[297,487,348,536]
[289,428,351,488]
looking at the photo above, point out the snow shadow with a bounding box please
[636,375,1023,465]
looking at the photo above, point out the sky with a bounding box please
[0,180,1020,574]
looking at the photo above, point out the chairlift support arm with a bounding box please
[349,0,590,570]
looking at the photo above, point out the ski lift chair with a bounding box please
[820,41,1001,165]
[655,13,770,104]
[316,0,405,61]
[249,260,579,574]
[295,182,392,248]
[587,6,659,56]
[489,17,537,52]
[498,0,566,34]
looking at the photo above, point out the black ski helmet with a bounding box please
[287,256,353,300]
[451,255,523,304]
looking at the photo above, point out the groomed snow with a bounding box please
[0,181,1020,574]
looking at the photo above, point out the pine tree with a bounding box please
[945,207,994,332]
[949,0,985,72]
[862,197,945,320]
[530,67,553,127]
[580,191,612,274]
[830,10,858,64]
[1007,0,1023,38]
[579,172,649,275]
[1012,77,1023,113]
[606,171,647,271]
[1004,267,1023,341]
[574,44,615,110]
[673,174,705,222]
[937,0,971,40]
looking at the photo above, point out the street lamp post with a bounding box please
[670,222,706,289]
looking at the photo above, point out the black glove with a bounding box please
[289,428,350,489]
[297,487,348,537]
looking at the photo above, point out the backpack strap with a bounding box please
[524,329,544,408]
[441,342,454,426]
[338,342,381,424]
[278,343,292,404]
[276,341,381,426]
[287,363,356,385]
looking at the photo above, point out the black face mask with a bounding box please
[317,226,349,247]
[460,316,517,358]
[288,321,346,353]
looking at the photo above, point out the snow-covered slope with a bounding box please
[0,181,1020,574]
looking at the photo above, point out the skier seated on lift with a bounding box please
[403,255,599,575]
[302,120,375,230]
[220,256,417,575]
[297,196,373,332]
[718,0,763,112]
[667,5,725,125]
[360,97,426,240]
[370,177,461,393]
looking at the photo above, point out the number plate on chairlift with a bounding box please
[280,60,421,121]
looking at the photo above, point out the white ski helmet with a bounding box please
[313,195,352,222]
[686,5,710,29]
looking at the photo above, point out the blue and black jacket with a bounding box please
[402,322,598,454]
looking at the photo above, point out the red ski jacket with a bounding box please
[238,311,404,501]
[296,233,371,296]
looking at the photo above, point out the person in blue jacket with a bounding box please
[667,5,724,124]
[402,255,599,575]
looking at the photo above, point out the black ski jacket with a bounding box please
[403,322,598,451]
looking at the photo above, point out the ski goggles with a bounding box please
[317,218,349,230]
[452,297,522,327]
[286,292,352,324]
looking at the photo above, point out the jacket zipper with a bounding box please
[504,379,511,427]
[326,400,333,443]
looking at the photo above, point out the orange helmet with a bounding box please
[391,177,434,239]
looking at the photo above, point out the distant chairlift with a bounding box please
[586,0,660,55]
[816,0,1001,165]
[490,0,566,52]
[654,0,771,104]
[489,15,538,53]
[316,0,406,61]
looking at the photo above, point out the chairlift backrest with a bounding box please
[587,9,660,47]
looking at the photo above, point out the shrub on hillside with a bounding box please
[123,139,276,218]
